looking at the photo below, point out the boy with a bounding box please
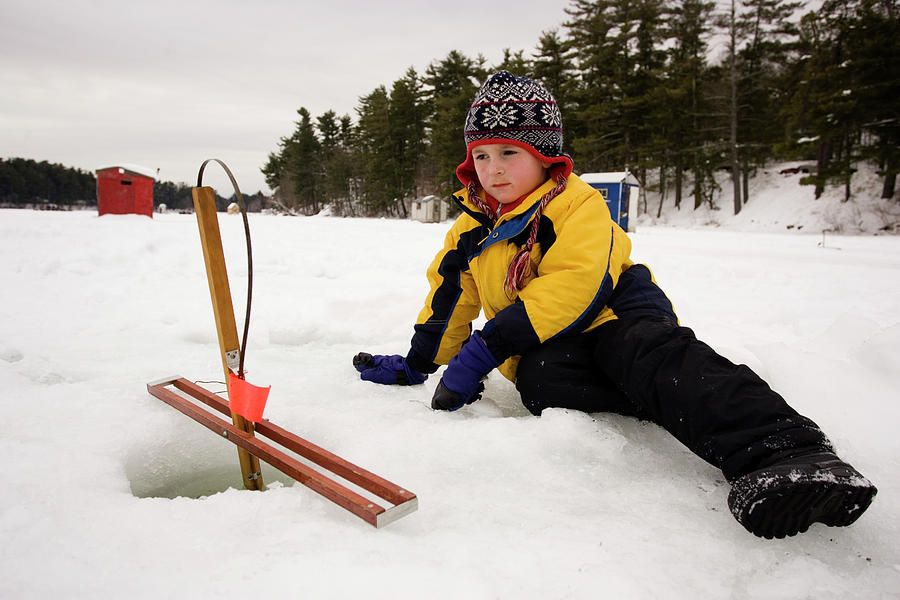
[353,70,877,539]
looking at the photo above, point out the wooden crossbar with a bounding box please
[147,376,418,528]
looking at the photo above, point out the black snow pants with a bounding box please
[514,316,833,482]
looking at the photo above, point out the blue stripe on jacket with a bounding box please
[548,225,617,341]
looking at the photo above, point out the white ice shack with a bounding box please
[410,195,448,223]
[580,171,640,232]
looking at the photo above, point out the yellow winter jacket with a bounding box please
[406,173,676,382]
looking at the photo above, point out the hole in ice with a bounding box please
[125,436,295,499]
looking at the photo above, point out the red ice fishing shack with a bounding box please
[95,164,156,217]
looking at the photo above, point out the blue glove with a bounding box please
[431,332,500,411]
[353,352,427,385]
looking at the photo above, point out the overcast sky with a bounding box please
[1,0,574,195]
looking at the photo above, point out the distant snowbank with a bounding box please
[638,162,900,235]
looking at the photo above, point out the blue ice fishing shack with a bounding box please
[580,171,640,232]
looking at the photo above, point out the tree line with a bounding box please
[153,180,269,213]
[0,158,265,212]
[0,158,95,206]
[263,0,898,217]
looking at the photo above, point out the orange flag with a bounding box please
[228,372,271,422]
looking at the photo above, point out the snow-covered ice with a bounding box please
[1,168,899,598]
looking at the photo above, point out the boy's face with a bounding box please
[472,144,550,204]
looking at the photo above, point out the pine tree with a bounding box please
[262,107,322,214]
[493,48,532,75]
[260,151,283,193]
[664,0,717,209]
[719,0,744,215]
[424,51,487,194]
[848,0,900,199]
[316,110,356,215]
[565,0,667,174]
[532,29,580,156]
[787,1,860,199]
[387,68,428,216]
[732,0,804,209]
[355,86,393,214]
[565,0,628,171]
[621,0,668,192]
[532,30,578,110]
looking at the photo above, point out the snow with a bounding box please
[580,171,639,186]
[94,163,158,180]
[2,166,900,598]
[639,161,900,235]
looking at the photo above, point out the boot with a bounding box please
[727,452,877,539]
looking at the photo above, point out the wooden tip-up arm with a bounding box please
[192,186,263,490]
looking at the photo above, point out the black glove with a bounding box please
[431,379,485,411]
[430,332,499,411]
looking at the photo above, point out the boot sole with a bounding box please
[728,463,877,539]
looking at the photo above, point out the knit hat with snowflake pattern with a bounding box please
[456,70,573,189]
[457,71,573,296]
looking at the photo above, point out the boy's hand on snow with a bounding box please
[353,352,427,385]
[431,379,485,411]
[431,332,498,411]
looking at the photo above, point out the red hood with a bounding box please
[455,138,574,188]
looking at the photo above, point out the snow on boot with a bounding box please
[727,452,877,539]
